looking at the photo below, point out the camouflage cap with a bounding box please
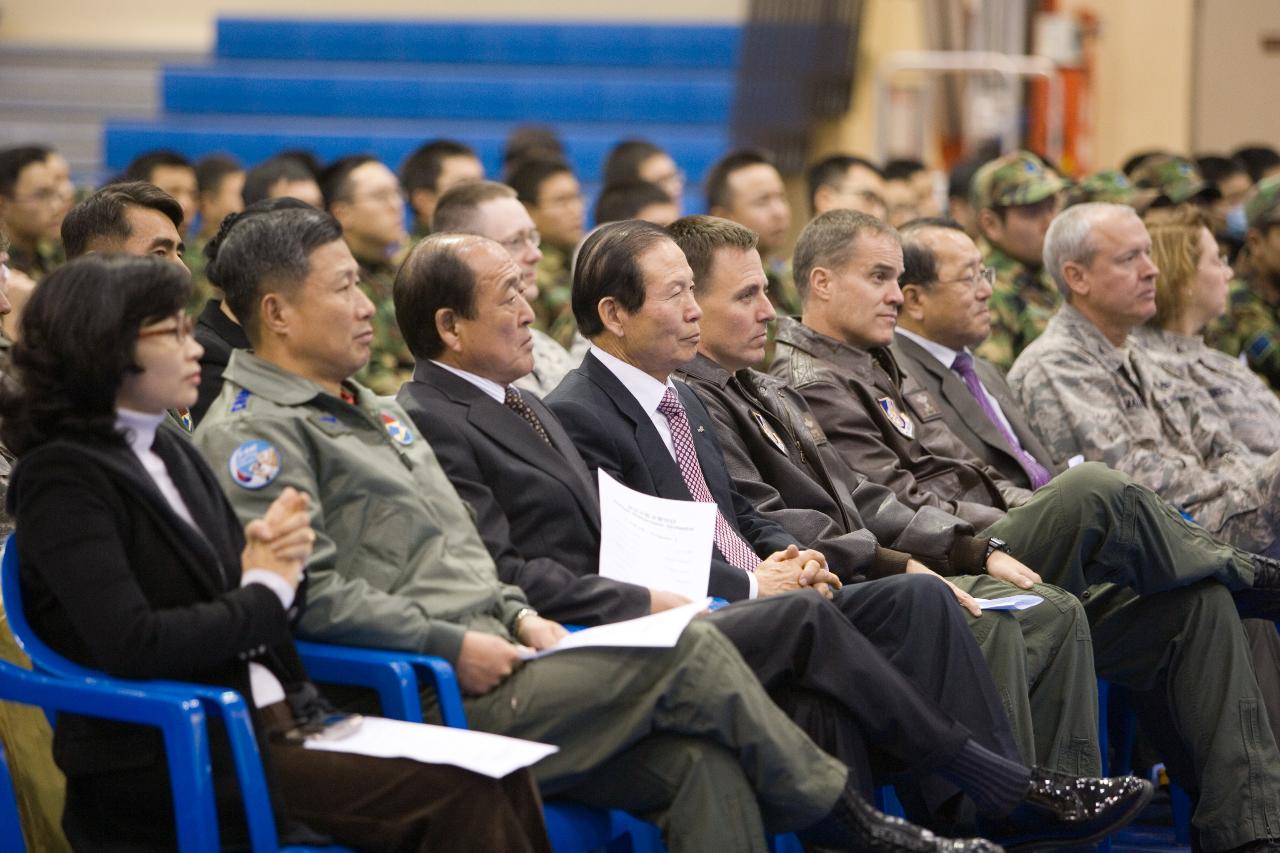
[971,151,1066,210]
[1246,175,1280,230]
[1063,169,1135,207]
[1130,155,1219,206]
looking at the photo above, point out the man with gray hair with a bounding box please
[431,180,587,395]
[1008,202,1280,556]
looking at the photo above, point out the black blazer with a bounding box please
[396,361,651,625]
[545,353,796,602]
[891,334,1061,490]
[8,427,303,837]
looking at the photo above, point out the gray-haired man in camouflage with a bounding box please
[1009,202,1280,556]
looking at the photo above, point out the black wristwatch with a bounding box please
[983,537,1010,563]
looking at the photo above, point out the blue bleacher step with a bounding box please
[103,115,727,185]
[215,18,741,69]
[162,63,732,124]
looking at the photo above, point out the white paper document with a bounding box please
[518,598,712,660]
[973,594,1043,611]
[304,717,558,778]
[597,469,715,600]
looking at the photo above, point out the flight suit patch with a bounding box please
[877,396,916,439]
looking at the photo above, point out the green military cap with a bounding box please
[1130,155,1219,206]
[971,151,1066,210]
[1245,175,1280,230]
[1063,169,1135,207]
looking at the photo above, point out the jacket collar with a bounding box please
[196,299,251,350]
[675,352,733,389]
[224,349,380,412]
[1051,303,1131,375]
[775,316,896,383]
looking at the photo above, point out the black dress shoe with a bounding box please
[803,782,1004,852]
[978,769,1152,852]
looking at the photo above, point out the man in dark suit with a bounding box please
[391,226,1151,846]
[891,219,1060,490]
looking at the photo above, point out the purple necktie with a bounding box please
[951,352,1052,489]
[656,387,760,573]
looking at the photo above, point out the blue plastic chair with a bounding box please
[0,535,349,852]
[0,739,26,851]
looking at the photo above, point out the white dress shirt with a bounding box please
[432,360,507,403]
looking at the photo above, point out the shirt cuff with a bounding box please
[242,569,296,609]
[747,571,759,599]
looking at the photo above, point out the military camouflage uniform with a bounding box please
[532,244,578,349]
[975,243,1062,371]
[513,327,583,397]
[1135,325,1280,456]
[970,151,1066,371]
[183,236,215,316]
[765,259,802,318]
[355,254,413,396]
[1061,170,1137,209]
[1008,304,1280,553]
[1130,155,1219,208]
[1207,278,1280,390]
[6,243,59,281]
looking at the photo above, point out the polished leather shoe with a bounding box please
[979,769,1152,852]
[803,782,1004,852]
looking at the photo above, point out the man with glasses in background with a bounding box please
[0,146,65,280]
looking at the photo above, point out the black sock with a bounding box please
[938,739,1032,817]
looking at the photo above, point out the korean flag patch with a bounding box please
[229,439,281,490]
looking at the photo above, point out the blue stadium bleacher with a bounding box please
[103,17,742,212]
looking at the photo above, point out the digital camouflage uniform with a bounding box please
[1134,325,1280,456]
[355,252,413,396]
[1008,304,1280,554]
[532,244,578,350]
[1207,175,1280,391]
[1060,170,1137,209]
[184,236,215,316]
[970,152,1066,371]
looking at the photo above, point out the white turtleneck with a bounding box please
[116,408,289,708]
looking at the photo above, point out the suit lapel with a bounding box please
[582,354,693,502]
[900,336,1018,462]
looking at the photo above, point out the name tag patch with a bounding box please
[229,439,281,489]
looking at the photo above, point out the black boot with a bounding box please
[802,781,1003,852]
[978,769,1152,852]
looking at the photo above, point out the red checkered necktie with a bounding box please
[656,386,759,573]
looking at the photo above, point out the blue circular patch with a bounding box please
[381,412,415,446]
[229,439,281,490]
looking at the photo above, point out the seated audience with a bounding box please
[601,139,685,208]
[0,146,63,279]
[191,205,1000,852]
[1009,202,1280,555]
[508,158,586,347]
[807,154,888,221]
[1,253,552,852]
[431,180,586,395]
[400,139,485,239]
[242,155,325,208]
[188,154,245,309]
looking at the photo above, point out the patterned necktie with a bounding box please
[656,386,759,572]
[950,352,1051,489]
[504,387,552,446]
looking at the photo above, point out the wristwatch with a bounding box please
[512,607,538,631]
[983,537,1010,563]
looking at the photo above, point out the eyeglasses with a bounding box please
[138,314,194,343]
[936,266,996,289]
[11,188,63,208]
[498,229,541,253]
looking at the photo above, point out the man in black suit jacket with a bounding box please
[891,220,1060,490]
[391,225,1152,845]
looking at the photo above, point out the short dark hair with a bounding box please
[319,154,379,209]
[0,254,191,455]
[704,149,775,212]
[948,157,985,202]
[503,126,564,172]
[1121,149,1171,178]
[593,181,673,225]
[400,139,478,195]
[666,215,758,287]
[1232,145,1280,183]
[276,149,324,178]
[792,209,899,302]
[883,158,926,181]
[204,196,317,287]
[1194,154,1247,186]
[195,154,243,195]
[572,220,672,338]
[602,140,666,186]
[898,217,966,288]
[214,207,345,343]
[124,150,193,183]
[0,146,52,198]
[393,234,484,360]
[243,156,318,206]
[61,182,185,258]
[806,154,882,216]
[507,158,573,207]
[431,181,518,234]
